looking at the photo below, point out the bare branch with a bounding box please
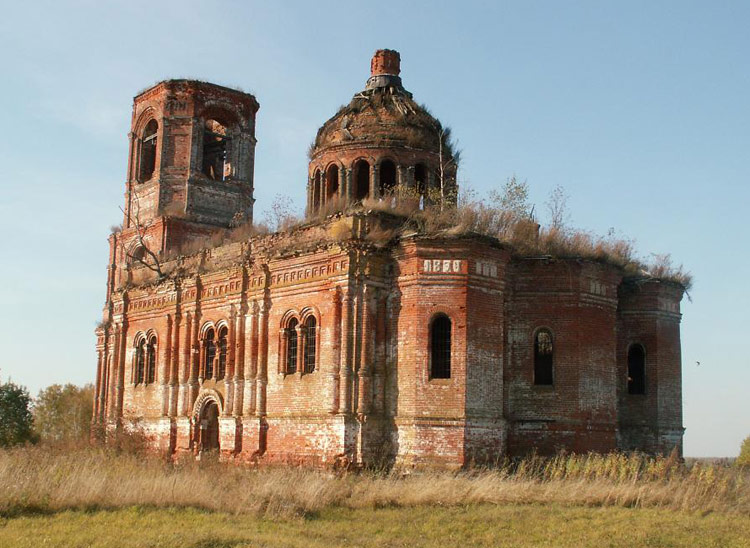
[545,185,570,230]
[263,194,301,232]
[119,194,164,278]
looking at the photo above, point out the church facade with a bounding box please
[93,50,685,467]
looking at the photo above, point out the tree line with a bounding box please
[0,378,93,447]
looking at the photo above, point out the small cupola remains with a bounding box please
[307,49,459,214]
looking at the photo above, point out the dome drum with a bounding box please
[308,148,456,214]
[307,50,458,214]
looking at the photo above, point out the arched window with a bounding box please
[534,329,554,385]
[139,120,158,182]
[135,338,146,384]
[203,328,216,379]
[379,159,397,196]
[146,335,157,384]
[217,326,228,380]
[326,164,339,202]
[285,318,299,374]
[354,160,370,201]
[414,163,427,208]
[430,314,452,379]
[303,316,317,374]
[202,119,229,181]
[312,170,321,211]
[627,344,646,395]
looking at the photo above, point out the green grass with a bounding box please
[1,504,748,548]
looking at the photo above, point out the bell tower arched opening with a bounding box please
[139,120,158,182]
[202,119,230,181]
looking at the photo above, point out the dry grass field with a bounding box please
[0,446,748,547]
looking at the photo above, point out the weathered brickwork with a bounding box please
[616,282,684,454]
[93,51,685,468]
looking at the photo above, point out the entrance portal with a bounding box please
[199,401,220,452]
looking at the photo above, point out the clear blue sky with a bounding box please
[0,1,747,457]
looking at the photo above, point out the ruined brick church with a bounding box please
[93,50,685,467]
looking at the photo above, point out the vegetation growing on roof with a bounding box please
[361,181,691,290]
[311,86,460,163]
[120,176,691,293]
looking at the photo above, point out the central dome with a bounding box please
[307,50,458,214]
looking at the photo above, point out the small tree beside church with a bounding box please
[33,384,94,444]
[0,379,36,447]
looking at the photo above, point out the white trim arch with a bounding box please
[191,388,224,420]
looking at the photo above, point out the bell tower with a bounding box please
[105,80,259,295]
[124,79,259,232]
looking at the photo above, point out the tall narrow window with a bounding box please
[139,120,158,182]
[312,170,321,211]
[202,119,229,181]
[204,328,216,379]
[414,163,427,208]
[326,164,339,202]
[354,160,370,201]
[303,316,317,374]
[146,335,156,384]
[534,329,554,385]
[135,338,146,384]
[286,318,298,374]
[627,344,646,395]
[217,326,228,380]
[379,160,397,196]
[430,314,452,379]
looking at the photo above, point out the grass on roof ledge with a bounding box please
[348,195,693,291]
[124,192,692,293]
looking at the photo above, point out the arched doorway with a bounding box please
[198,400,220,452]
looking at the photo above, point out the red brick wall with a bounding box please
[617,281,684,455]
[463,244,509,463]
[96,216,685,466]
[391,240,469,466]
[505,259,621,456]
